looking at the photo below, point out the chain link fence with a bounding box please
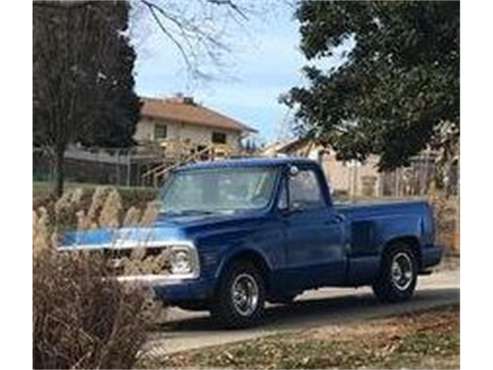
[34,146,166,187]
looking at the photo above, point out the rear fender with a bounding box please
[376,215,423,255]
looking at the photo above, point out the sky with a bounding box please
[130,2,344,144]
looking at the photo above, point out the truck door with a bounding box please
[279,165,347,289]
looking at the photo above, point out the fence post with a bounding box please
[395,168,400,197]
[116,149,120,186]
[126,151,131,187]
[423,151,430,196]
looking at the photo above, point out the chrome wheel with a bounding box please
[231,273,259,317]
[391,252,414,291]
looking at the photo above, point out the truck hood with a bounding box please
[61,211,266,250]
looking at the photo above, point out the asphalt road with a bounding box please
[144,269,459,355]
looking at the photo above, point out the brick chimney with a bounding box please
[165,93,195,105]
[183,96,195,105]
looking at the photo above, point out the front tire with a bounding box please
[372,243,418,303]
[210,261,266,329]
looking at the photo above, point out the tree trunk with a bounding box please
[53,148,65,198]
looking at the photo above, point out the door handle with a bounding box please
[326,214,345,225]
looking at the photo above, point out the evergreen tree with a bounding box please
[34,1,141,196]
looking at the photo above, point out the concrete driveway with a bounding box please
[145,269,459,355]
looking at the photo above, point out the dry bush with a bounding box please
[33,185,158,214]
[428,189,459,255]
[33,249,148,369]
[33,187,167,369]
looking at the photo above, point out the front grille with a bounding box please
[101,247,171,277]
[103,248,133,259]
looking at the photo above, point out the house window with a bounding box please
[212,132,227,144]
[154,123,167,140]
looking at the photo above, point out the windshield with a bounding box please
[160,166,279,215]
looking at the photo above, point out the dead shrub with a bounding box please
[33,187,167,369]
[428,190,459,255]
[33,185,158,215]
[33,249,148,369]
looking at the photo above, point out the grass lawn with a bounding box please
[141,304,459,369]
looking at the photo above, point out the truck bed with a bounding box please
[332,199,436,284]
[334,199,431,220]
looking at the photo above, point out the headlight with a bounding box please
[169,244,199,278]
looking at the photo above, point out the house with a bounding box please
[134,96,257,160]
[262,137,443,198]
[262,138,383,197]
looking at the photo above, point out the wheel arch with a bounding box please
[382,236,422,270]
[214,249,272,293]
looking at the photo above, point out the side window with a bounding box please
[289,169,324,210]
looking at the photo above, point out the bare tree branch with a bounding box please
[142,0,194,72]
[207,0,249,20]
[137,0,255,81]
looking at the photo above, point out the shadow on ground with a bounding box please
[150,287,459,333]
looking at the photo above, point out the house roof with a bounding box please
[261,137,316,155]
[141,96,258,133]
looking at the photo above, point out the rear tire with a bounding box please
[372,242,418,303]
[210,261,266,329]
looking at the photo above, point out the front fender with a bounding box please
[214,246,273,280]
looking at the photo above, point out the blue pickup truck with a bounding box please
[62,158,442,328]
